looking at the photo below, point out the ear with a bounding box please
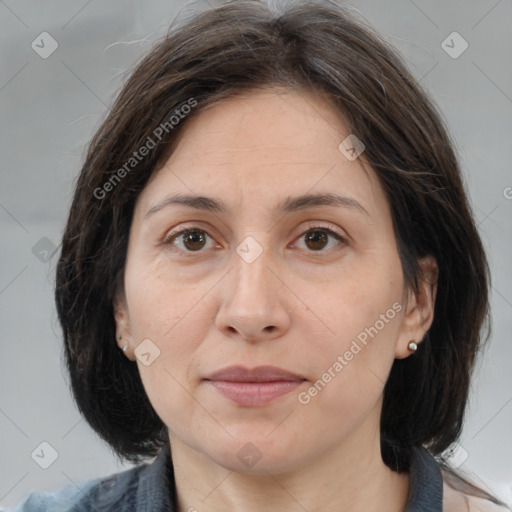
[113,294,135,361]
[395,255,438,359]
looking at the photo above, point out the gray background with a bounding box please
[1,0,511,508]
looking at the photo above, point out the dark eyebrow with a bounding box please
[280,192,369,216]
[145,192,369,218]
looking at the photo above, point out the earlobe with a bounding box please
[113,297,133,358]
[395,255,438,359]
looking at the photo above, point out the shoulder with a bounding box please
[442,468,511,512]
[8,464,147,512]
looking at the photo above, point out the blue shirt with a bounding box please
[10,444,443,511]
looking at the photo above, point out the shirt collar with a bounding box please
[404,446,443,511]
[136,441,176,512]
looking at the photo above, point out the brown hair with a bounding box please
[56,0,491,477]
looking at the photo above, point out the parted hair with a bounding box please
[55,0,491,474]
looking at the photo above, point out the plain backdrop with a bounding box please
[1,0,511,508]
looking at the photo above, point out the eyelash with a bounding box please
[162,224,347,256]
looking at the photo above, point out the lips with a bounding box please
[204,365,306,407]
[205,365,305,382]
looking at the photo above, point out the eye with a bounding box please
[164,227,216,253]
[163,224,347,255]
[294,225,347,252]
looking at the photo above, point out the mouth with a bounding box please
[203,365,307,407]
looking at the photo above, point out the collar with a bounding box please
[404,446,443,511]
[135,442,177,512]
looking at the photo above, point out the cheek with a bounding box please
[125,252,211,342]
[298,250,403,343]
[297,312,400,434]
[295,255,403,406]
[127,275,210,424]
[124,265,215,417]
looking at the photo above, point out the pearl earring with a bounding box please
[408,340,418,352]
[118,335,128,352]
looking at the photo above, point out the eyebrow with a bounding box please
[145,192,370,218]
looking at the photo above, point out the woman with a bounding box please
[11,0,510,510]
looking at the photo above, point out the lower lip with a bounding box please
[205,380,305,406]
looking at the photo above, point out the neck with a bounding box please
[169,425,410,512]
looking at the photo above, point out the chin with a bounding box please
[199,434,310,475]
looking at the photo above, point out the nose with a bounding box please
[214,245,291,343]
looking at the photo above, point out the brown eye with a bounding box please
[296,226,346,252]
[305,230,329,251]
[165,228,213,253]
[181,230,207,251]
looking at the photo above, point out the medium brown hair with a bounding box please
[56,0,491,475]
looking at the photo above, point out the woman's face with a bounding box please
[115,88,435,473]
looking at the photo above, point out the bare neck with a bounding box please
[170,430,410,512]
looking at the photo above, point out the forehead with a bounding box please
[167,88,348,165]
[137,88,385,217]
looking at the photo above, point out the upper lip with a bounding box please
[204,365,306,382]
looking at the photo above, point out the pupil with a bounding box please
[184,231,205,250]
[306,230,327,250]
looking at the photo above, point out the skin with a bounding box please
[114,87,438,512]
